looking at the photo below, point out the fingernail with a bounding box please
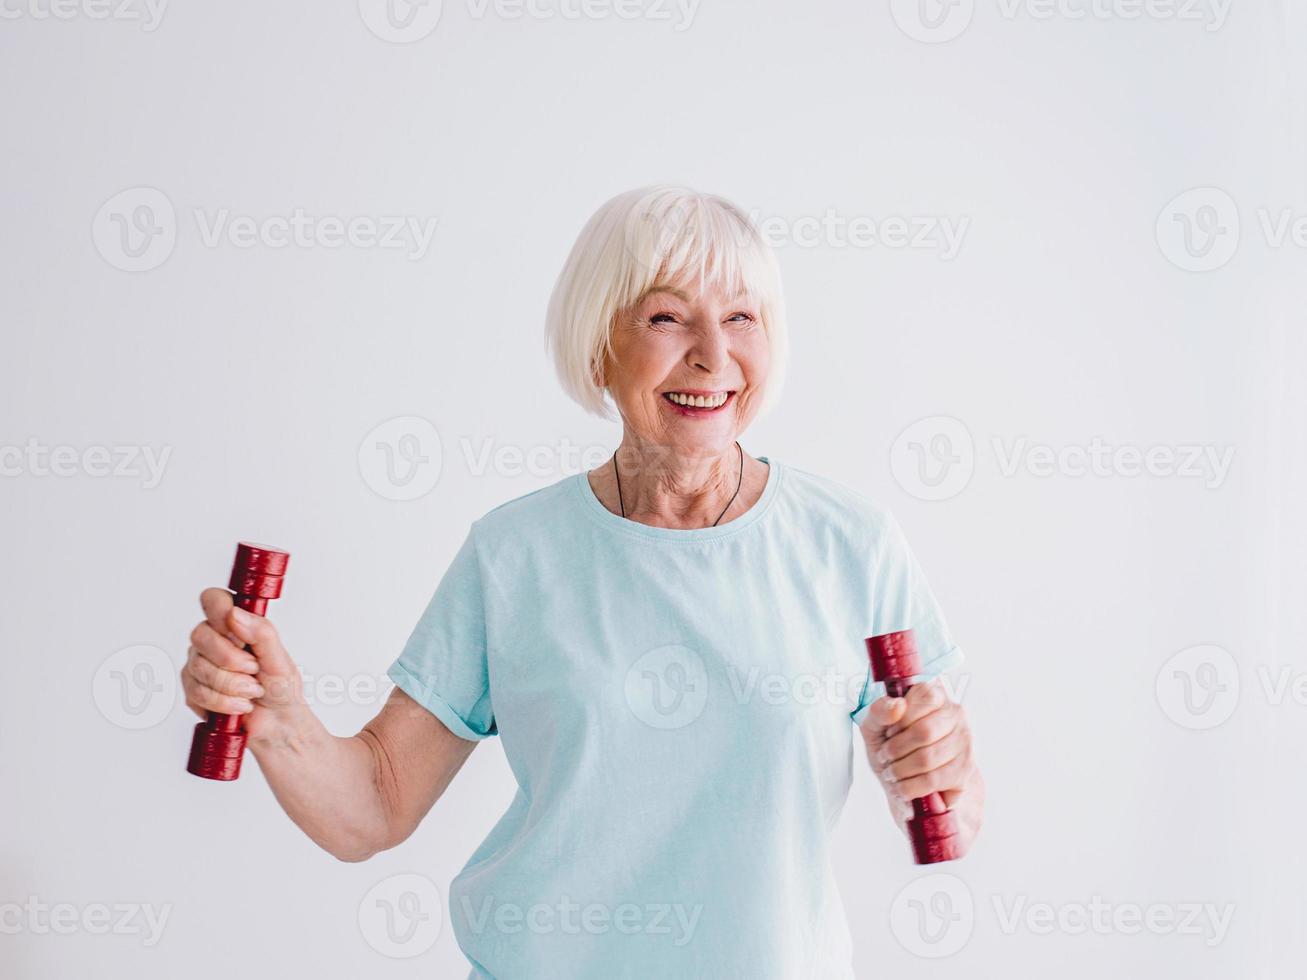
[245,683,265,698]
[230,607,255,628]
[235,699,253,712]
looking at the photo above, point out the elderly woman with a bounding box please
[182,186,984,978]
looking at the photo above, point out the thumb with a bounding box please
[860,694,906,740]
[227,605,298,697]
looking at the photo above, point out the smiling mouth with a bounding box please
[662,390,736,412]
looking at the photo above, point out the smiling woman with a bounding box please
[546,184,788,425]
[180,184,982,980]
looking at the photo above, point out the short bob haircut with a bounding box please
[545,185,788,422]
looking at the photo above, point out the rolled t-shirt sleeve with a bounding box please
[387,523,497,741]
[850,512,965,727]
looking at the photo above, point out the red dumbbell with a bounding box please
[865,629,961,864]
[186,542,290,781]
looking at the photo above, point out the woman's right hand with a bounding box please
[182,588,305,742]
[182,587,479,861]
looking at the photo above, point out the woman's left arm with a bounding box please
[858,678,985,856]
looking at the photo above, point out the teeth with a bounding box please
[666,391,729,408]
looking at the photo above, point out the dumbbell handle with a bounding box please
[866,629,961,864]
[186,542,290,781]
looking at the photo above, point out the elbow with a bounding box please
[325,835,386,863]
[329,841,376,862]
[331,845,378,864]
[323,820,410,863]
[318,822,396,863]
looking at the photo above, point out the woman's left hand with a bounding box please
[859,677,984,855]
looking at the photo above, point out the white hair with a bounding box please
[544,185,788,422]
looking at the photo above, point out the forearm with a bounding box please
[248,704,392,862]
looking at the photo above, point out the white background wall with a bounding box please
[2,1,1303,977]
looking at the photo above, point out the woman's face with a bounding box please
[599,277,770,458]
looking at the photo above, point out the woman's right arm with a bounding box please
[182,587,478,862]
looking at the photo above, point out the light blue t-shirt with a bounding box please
[387,456,964,979]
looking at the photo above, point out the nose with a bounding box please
[687,324,730,376]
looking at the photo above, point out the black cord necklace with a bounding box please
[613,441,744,527]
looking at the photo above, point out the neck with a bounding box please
[611,440,744,528]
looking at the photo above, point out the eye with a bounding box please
[727,312,756,325]
[649,312,679,325]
